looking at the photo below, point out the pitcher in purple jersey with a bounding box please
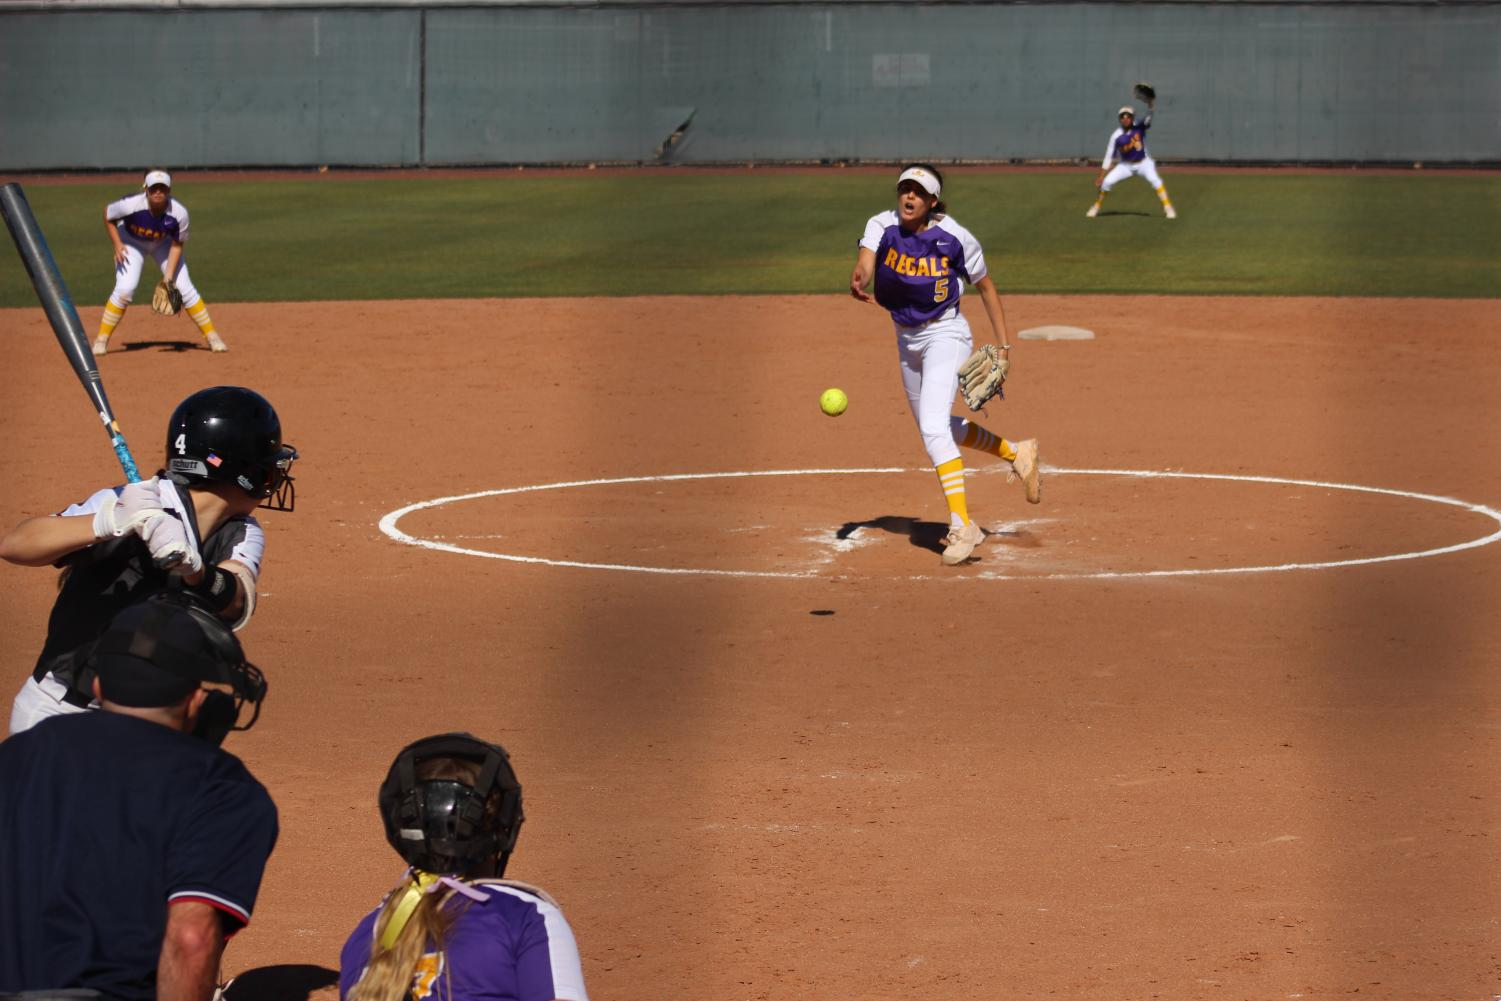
[1086,100,1177,219]
[849,164,1042,567]
[341,733,588,1001]
[92,169,230,356]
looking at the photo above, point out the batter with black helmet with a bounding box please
[339,733,588,1001]
[0,592,276,1000]
[1,385,297,735]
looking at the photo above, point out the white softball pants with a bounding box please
[1101,156,1165,192]
[894,311,975,468]
[109,239,202,309]
[9,673,90,737]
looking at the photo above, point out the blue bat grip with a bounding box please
[112,435,141,483]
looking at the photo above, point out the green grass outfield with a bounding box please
[1,170,1496,307]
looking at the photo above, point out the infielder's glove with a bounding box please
[1134,82,1156,103]
[151,278,184,316]
[958,344,1009,411]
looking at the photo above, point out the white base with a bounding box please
[1018,325,1096,342]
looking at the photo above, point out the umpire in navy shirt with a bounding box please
[0,594,277,1001]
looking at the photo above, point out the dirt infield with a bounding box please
[2,293,1499,1000]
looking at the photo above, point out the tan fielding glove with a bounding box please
[151,278,183,315]
[958,344,1010,411]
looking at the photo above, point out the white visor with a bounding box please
[1118,106,1135,117]
[142,170,172,189]
[896,166,941,198]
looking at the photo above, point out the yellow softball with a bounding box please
[819,387,848,417]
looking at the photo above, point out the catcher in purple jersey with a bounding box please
[849,163,1041,567]
[340,734,588,1001]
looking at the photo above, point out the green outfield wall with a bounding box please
[0,2,1495,170]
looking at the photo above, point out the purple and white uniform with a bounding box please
[105,192,204,308]
[340,877,588,1001]
[858,211,990,468]
[1099,111,1165,191]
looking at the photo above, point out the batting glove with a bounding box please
[138,510,204,574]
[92,477,167,540]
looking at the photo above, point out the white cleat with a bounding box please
[1165,205,1177,219]
[91,336,109,357]
[1009,439,1042,504]
[206,332,229,353]
[1085,204,1099,218]
[941,520,985,566]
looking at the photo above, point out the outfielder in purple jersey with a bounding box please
[849,164,1041,567]
[1087,102,1177,219]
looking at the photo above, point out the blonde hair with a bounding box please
[346,875,460,1001]
[348,756,495,1001]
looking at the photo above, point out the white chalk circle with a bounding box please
[378,468,1501,581]
[1018,325,1095,341]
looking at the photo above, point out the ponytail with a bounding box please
[346,871,462,1001]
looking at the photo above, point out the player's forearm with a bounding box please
[973,277,1011,346]
[157,901,227,1001]
[180,560,252,623]
[165,243,184,280]
[849,247,877,300]
[0,514,99,566]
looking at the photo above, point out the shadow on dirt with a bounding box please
[837,515,950,555]
[118,339,205,353]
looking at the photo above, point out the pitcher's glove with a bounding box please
[151,278,183,316]
[958,344,1010,411]
[1134,82,1156,103]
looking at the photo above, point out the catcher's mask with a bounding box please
[88,591,267,744]
[378,733,525,878]
[166,386,298,512]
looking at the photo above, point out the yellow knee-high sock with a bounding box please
[1092,190,1108,211]
[185,300,219,341]
[958,420,1018,462]
[1155,185,1173,209]
[97,300,126,341]
[936,457,970,526]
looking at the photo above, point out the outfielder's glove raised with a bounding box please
[152,278,183,316]
[958,344,1009,411]
[1134,82,1156,103]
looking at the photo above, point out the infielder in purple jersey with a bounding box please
[1086,101,1177,219]
[93,169,229,355]
[340,733,588,1001]
[849,163,1041,566]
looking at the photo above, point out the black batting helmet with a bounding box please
[166,386,297,511]
[378,733,524,877]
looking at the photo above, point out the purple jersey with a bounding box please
[106,193,189,247]
[340,877,588,1001]
[1108,117,1152,165]
[858,212,988,328]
